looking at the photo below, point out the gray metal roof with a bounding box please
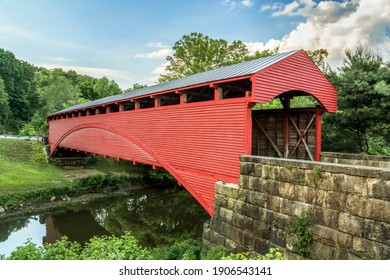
[53,49,299,115]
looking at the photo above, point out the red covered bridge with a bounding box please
[47,50,337,215]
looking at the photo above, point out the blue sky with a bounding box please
[0,0,389,89]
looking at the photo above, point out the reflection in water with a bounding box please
[44,212,109,244]
[0,186,209,256]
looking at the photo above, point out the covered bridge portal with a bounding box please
[47,50,337,215]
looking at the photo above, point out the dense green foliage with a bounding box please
[159,32,278,82]
[0,232,283,260]
[288,209,312,257]
[323,46,390,155]
[0,49,38,132]
[0,50,122,135]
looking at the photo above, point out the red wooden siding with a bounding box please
[252,50,338,112]
[49,99,249,215]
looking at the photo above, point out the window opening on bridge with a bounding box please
[217,78,251,99]
[121,101,135,111]
[88,108,96,116]
[95,107,106,114]
[153,92,180,106]
[134,97,154,109]
[183,86,214,103]
[107,104,119,113]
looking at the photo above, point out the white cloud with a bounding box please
[250,0,390,69]
[134,48,174,59]
[245,39,281,53]
[223,0,254,10]
[146,42,169,48]
[272,1,301,16]
[241,0,254,7]
[260,2,284,12]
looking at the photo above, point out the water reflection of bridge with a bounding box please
[43,211,109,244]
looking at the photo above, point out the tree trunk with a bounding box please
[358,131,369,154]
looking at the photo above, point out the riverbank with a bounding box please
[0,138,161,218]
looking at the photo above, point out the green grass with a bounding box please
[0,139,67,196]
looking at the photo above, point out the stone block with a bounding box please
[254,163,262,177]
[346,176,368,197]
[278,166,305,184]
[363,220,390,245]
[352,237,383,260]
[214,194,227,208]
[278,183,298,201]
[314,189,327,207]
[239,175,250,188]
[253,220,272,240]
[304,186,317,204]
[226,197,237,210]
[292,201,311,218]
[326,191,346,212]
[263,179,280,196]
[338,213,364,236]
[317,172,333,191]
[220,222,241,244]
[347,196,390,223]
[240,230,254,248]
[254,238,274,256]
[208,231,226,247]
[261,164,274,179]
[310,241,335,260]
[311,224,353,249]
[240,202,261,220]
[383,245,390,259]
[251,177,262,191]
[270,227,286,247]
[335,250,363,260]
[232,212,254,233]
[240,162,255,176]
[368,178,390,201]
[280,198,294,216]
[253,192,267,207]
[210,216,221,232]
[332,173,348,193]
[242,190,256,205]
[273,212,289,229]
[219,207,234,224]
[220,183,240,198]
[266,195,282,212]
[312,207,339,230]
[225,238,238,253]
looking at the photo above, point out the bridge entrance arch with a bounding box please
[250,91,323,161]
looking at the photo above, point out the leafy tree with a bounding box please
[93,77,122,98]
[123,83,147,93]
[0,49,38,133]
[323,46,390,154]
[27,75,86,134]
[158,32,277,82]
[306,49,330,72]
[0,77,11,133]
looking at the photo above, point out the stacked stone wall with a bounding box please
[203,156,390,259]
[321,152,390,169]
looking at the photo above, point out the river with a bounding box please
[0,186,209,257]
